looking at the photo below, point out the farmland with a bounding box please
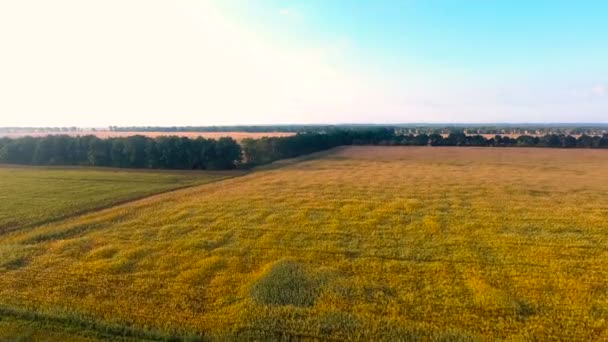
[1,147,607,340]
[0,166,238,233]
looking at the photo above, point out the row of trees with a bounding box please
[1,130,607,169]
[241,129,406,164]
[109,124,608,136]
[242,130,608,165]
[397,132,608,148]
[4,124,608,135]
[0,135,242,169]
[0,127,86,133]
[109,125,320,133]
[396,125,608,136]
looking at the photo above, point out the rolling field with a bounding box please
[1,147,607,340]
[0,166,238,233]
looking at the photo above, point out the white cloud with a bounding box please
[568,84,608,99]
[591,84,607,97]
[278,8,305,20]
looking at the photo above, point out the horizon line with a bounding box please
[2,122,608,129]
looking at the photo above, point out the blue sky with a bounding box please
[226,1,607,72]
[0,0,606,126]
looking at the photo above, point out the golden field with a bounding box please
[1,147,607,340]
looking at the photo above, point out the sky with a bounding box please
[0,0,607,127]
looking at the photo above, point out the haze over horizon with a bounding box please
[1,0,607,127]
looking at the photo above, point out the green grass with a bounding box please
[0,305,177,341]
[0,317,109,342]
[0,165,240,233]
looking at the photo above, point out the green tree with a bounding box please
[87,138,110,166]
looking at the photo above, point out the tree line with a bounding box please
[398,132,608,148]
[4,124,608,135]
[0,135,241,169]
[395,124,608,136]
[108,124,608,136]
[1,130,607,170]
[242,129,608,165]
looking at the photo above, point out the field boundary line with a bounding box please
[0,304,349,341]
[251,146,346,171]
[1,148,335,236]
[0,304,171,341]
[0,171,249,236]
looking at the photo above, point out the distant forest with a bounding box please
[112,124,608,135]
[1,129,607,170]
[242,129,608,165]
[0,135,242,170]
[2,124,608,136]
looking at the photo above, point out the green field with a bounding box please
[1,147,607,340]
[0,166,238,233]
[0,317,98,342]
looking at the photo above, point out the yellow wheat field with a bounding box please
[1,146,607,340]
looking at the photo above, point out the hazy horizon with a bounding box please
[1,1,607,126]
[3,122,608,129]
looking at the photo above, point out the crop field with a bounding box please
[0,146,607,340]
[0,166,237,233]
